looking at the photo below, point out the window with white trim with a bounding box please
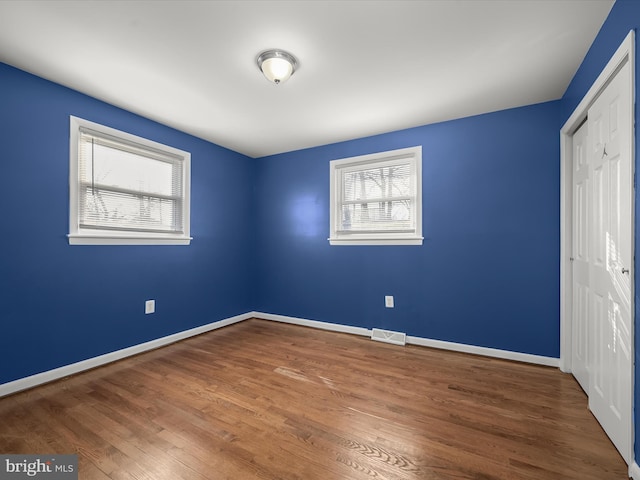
[68,116,191,245]
[329,146,423,245]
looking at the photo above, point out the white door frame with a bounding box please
[559,29,635,466]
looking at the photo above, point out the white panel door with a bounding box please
[586,61,632,464]
[571,122,590,394]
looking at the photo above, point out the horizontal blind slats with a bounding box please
[338,160,415,233]
[79,128,183,164]
[340,195,413,205]
[80,187,182,233]
[78,130,184,234]
[79,182,182,202]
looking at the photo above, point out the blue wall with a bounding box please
[560,0,639,463]
[255,101,561,358]
[0,63,255,384]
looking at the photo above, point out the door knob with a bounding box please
[621,267,629,274]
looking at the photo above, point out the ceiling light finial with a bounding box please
[257,49,298,84]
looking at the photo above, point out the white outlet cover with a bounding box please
[385,296,394,308]
[145,299,155,314]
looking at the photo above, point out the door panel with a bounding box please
[591,292,604,398]
[593,165,604,266]
[586,61,632,463]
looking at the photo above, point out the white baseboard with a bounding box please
[252,312,559,367]
[252,311,371,337]
[406,335,560,367]
[1,311,561,398]
[629,461,640,480]
[0,312,252,398]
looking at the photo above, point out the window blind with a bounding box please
[78,128,184,234]
[338,160,415,233]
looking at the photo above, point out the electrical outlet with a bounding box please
[385,295,394,308]
[145,299,155,314]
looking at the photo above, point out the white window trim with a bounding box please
[329,146,423,246]
[68,116,192,245]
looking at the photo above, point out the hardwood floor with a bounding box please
[0,319,629,479]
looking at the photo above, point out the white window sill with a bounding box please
[328,236,423,246]
[68,234,192,246]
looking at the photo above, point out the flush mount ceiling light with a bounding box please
[257,49,298,84]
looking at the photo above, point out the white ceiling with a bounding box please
[0,0,614,158]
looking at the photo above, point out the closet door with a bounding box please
[586,61,632,464]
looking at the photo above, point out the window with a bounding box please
[68,116,191,245]
[329,146,423,245]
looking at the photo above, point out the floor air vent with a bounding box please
[371,328,406,346]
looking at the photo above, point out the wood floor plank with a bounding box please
[0,319,629,479]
